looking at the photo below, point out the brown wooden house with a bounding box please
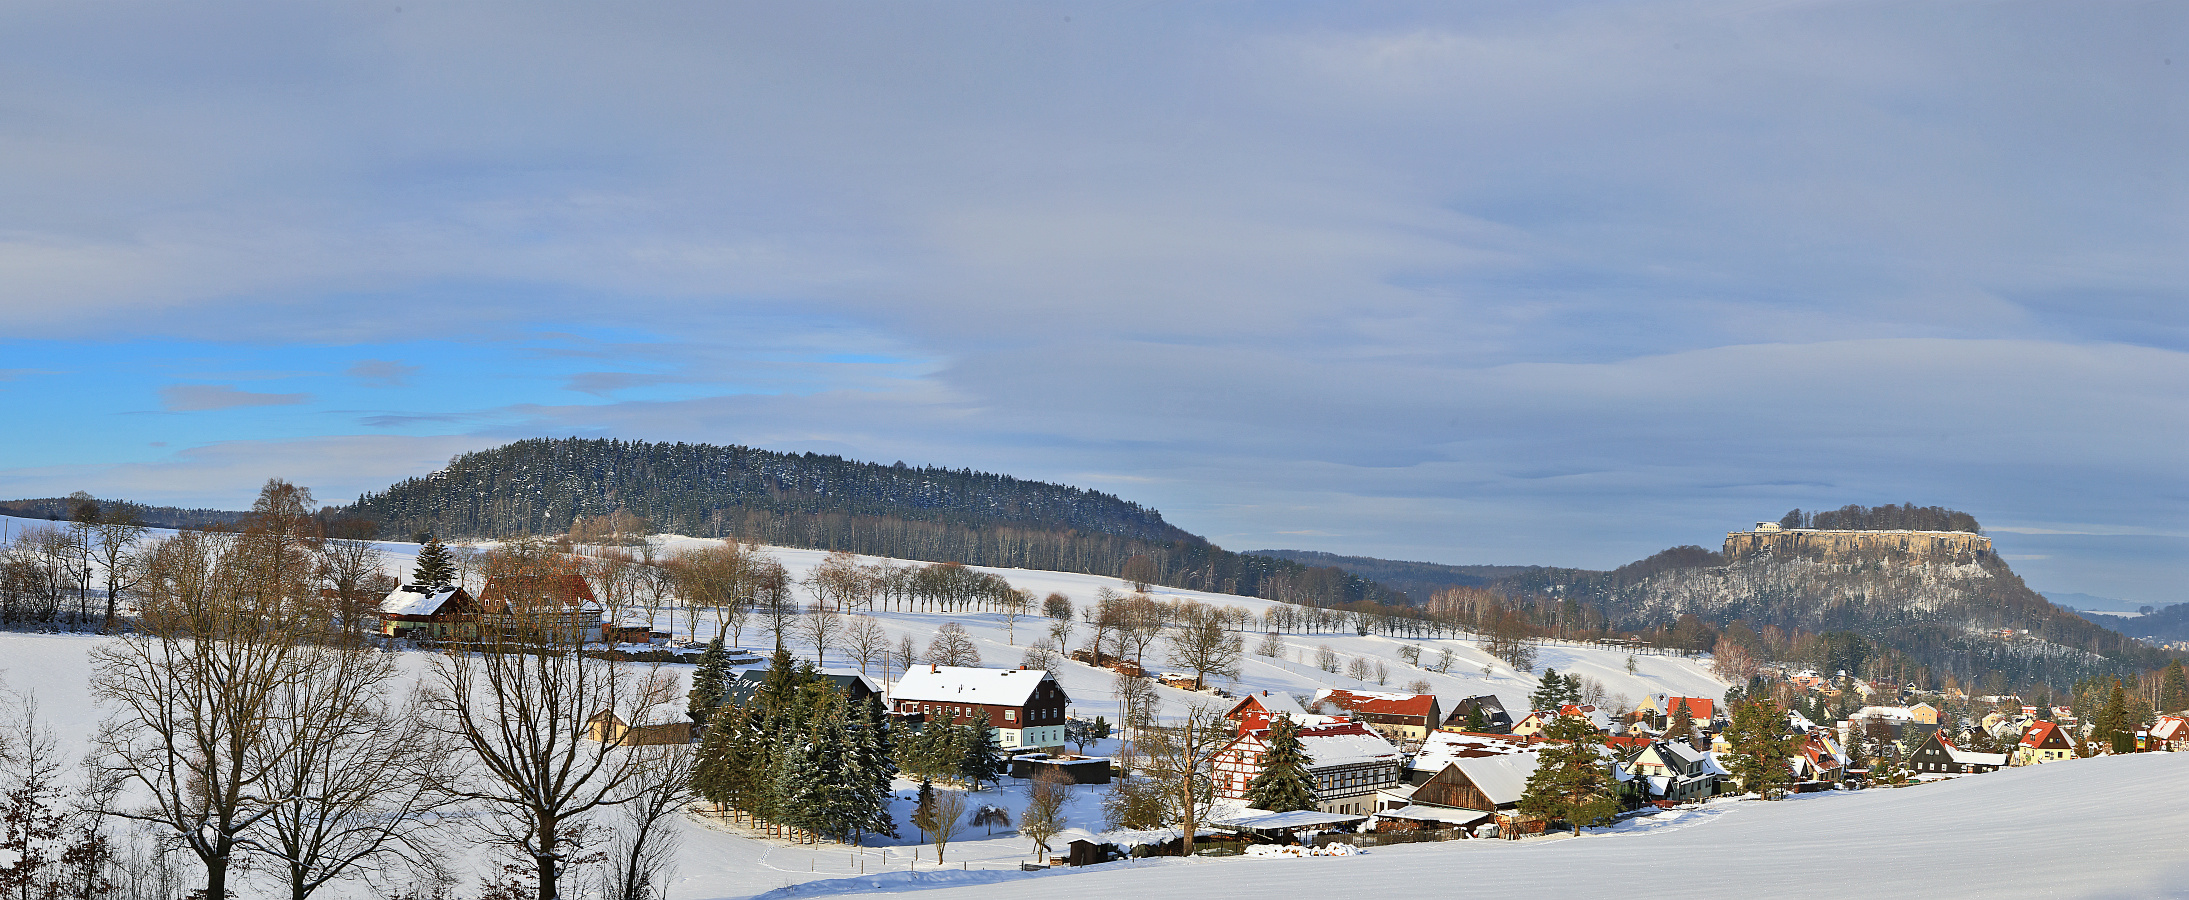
[378,584,478,641]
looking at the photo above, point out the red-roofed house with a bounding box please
[1311,689,1443,746]
[2147,716,2189,752]
[1211,721,1405,816]
[2015,721,2074,765]
[1639,695,1718,724]
[1224,690,1310,735]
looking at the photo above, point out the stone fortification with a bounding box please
[1722,523,1991,563]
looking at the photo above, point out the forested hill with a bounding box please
[1493,520,2167,690]
[0,496,244,530]
[337,437,1405,607]
[1247,549,1544,603]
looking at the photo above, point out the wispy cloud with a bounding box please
[159,384,311,412]
[346,359,421,388]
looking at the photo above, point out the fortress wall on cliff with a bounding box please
[1722,528,1992,563]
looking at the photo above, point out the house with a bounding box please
[2149,716,2189,752]
[1624,740,1721,803]
[1224,690,1311,735]
[1907,731,2006,774]
[476,570,605,643]
[1311,689,1442,746]
[1212,720,1404,816]
[585,709,692,746]
[1792,731,1849,783]
[1405,730,1536,786]
[1394,751,1547,837]
[1906,703,1940,726]
[378,584,477,641]
[1637,695,1717,726]
[1512,706,1608,738]
[888,665,1070,751]
[722,663,882,708]
[2015,721,2075,765]
[1439,694,1515,733]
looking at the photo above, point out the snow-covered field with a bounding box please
[0,514,1739,899]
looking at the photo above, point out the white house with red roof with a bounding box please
[1310,689,1442,746]
[2148,715,2189,752]
[1223,690,1311,735]
[1212,720,1404,816]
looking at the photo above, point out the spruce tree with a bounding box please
[911,779,939,842]
[1530,669,1566,712]
[1724,699,1794,799]
[2160,660,2188,715]
[1564,674,1585,707]
[692,715,737,816]
[1244,716,1317,812]
[1463,705,1489,733]
[1517,713,1618,836]
[773,729,827,840]
[807,707,856,842]
[1665,701,1696,745]
[959,721,1007,791]
[2098,680,2132,754]
[850,697,900,840]
[689,638,731,726]
[413,535,456,588]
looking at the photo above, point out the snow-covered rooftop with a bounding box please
[1410,730,1533,772]
[380,584,463,617]
[1294,722,1403,768]
[889,664,1055,707]
[1448,751,1541,806]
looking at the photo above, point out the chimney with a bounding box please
[930,664,939,674]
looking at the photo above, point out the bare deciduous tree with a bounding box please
[422,543,681,900]
[842,615,893,678]
[596,741,695,900]
[1164,603,1241,690]
[1019,769,1069,861]
[796,603,843,666]
[925,622,980,667]
[1134,703,1228,855]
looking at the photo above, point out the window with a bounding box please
[1006,710,1016,722]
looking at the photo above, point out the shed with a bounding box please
[1009,753,1112,785]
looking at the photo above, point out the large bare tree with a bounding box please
[1164,603,1242,691]
[91,528,303,900]
[1133,703,1229,855]
[423,542,679,900]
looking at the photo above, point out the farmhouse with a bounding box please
[1311,689,1442,746]
[1224,690,1311,735]
[1625,740,1723,802]
[1212,720,1404,816]
[476,570,606,643]
[888,665,1069,751]
[378,584,477,641]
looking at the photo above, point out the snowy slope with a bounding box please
[827,752,2189,900]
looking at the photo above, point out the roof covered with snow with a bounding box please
[380,584,465,617]
[889,665,1057,707]
[1448,751,1541,807]
[1411,730,1534,771]
[1285,721,1403,768]
[1210,809,1370,831]
[1314,688,1439,719]
[1228,690,1309,720]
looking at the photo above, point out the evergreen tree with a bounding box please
[1517,713,1618,836]
[1244,716,1317,812]
[806,707,857,841]
[911,779,939,842]
[1665,701,1696,745]
[689,638,731,726]
[412,535,456,588]
[1564,674,1585,707]
[2160,660,2189,714]
[1530,669,1566,712]
[2098,680,2132,754]
[773,729,828,840]
[1463,705,1489,732]
[959,721,1007,791]
[849,697,900,840]
[1724,699,1794,799]
[692,715,737,815]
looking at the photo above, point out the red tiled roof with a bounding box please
[1664,697,1715,719]
[1318,689,1438,719]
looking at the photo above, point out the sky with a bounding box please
[0,1,2183,603]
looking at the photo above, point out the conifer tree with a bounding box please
[849,697,899,840]
[1724,699,1795,799]
[959,721,1007,791]
[689,638,731,725]
[412,535,456,588]
[911,779,939,842]
[1463,705,1489,732]
[692,715,737,816]
[1529,669,1566,712]
[772,729,827,841]
[2160,660,2188,715]
[2098,680,2132,754]
[1244,716,1317,812]
[1517,713,1618,836]
[1665,700,1696,745]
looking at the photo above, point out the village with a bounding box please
[374,539,2189,873]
